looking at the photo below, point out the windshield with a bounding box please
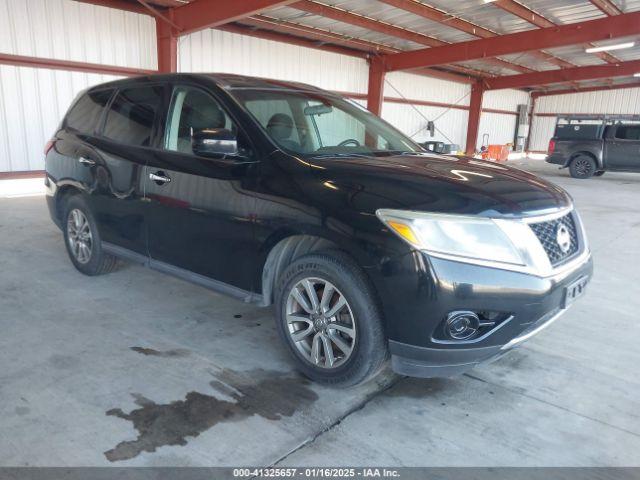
[228,88,423,157]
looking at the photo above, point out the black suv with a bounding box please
[45,74,592,386]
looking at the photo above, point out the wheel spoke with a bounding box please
[319,283,335,312]
[330,322,355,338]
[291,287,313,314]
[303,279,320,311]
[328,331,352,355]
[326,295,347,318]
[320,334,335,367]
[310,333,322,365]
[286,313,312,325]
[291,325,314,343]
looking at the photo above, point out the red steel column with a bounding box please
[367,57,386,116]
[465,80,484,155]
[156,14,178,73]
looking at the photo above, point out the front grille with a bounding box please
[529,213,579,266]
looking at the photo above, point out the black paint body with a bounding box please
[45,74,592,377]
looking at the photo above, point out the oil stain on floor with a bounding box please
[130,346,190,358]
[104,369,318,462]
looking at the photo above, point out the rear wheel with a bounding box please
[569,155,596,179]
[275,251,387,386]
[63,195,118,276]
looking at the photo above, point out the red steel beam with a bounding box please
[218,23,369,58]
[380,0,572,69]
[531,81,640,98]
[492,0,618,64]
[382,11,640,72]
[590,0,623,16]
[291,0,532,74]
[378,0,496,38]
[484,59,640,90]
[465,81,484,155]
[173,0,296,35]
[223,21,475,83]
[72,0,149,15]
[156,14,177,72]
[0,52,155,76]
[367,58,386,116]
[291,1,443,47]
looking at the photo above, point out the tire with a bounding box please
[62,195,118,276]
[569,155,596,179]
[594,170,605,177]
[275,251,388,386]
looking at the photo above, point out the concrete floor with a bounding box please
[1,160,639,467]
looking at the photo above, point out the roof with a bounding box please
[86,72,330,93]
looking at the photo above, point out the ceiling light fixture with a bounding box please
[585,42,635,53]
[634,73,640,78]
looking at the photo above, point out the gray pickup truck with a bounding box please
[546,115,640,179]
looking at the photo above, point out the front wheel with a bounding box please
[275,251,388,386]
[569,155,596,179]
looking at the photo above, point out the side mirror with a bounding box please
[192,128,238,157]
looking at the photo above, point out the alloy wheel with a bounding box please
[285,277,356,369]
[574,158,593,177]
[67,209,93,264]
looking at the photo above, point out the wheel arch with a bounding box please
[258,233,337,306]
[54,184,84,223]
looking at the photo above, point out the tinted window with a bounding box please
[65,89,113,134]
[165,87,235,154]
[615,125,640,140]
[103,86,163,147]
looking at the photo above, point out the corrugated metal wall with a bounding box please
[0,0,155,172]
[529,87,640,151]
[178,29,369,94]
[382,71,470,147]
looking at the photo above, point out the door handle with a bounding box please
[149,172,171,185]
[78,157,96,166]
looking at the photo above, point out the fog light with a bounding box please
[445,311,480,340]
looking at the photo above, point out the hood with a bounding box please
[307,153,571,218]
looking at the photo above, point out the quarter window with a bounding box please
[65,89,113,134]
[102,86,163,147]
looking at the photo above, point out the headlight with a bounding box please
[376,208,551,273]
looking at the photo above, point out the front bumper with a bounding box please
[368,250,593,378]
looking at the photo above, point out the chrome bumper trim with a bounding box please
[501,306,570,351]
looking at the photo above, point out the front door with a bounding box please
[605,124,640,171]
[143,85,259,293]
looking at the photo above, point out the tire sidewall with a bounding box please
[275,253,386,386]
[62,195,106,276]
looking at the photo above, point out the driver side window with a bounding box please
[164,87,236,155]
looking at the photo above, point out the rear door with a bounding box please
[143,84,259,293]
[605,124,640,171]
[88,84,166,254]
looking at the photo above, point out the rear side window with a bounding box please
[614,125,640,140]
[65,89,113,134]
[102,86,163,147]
